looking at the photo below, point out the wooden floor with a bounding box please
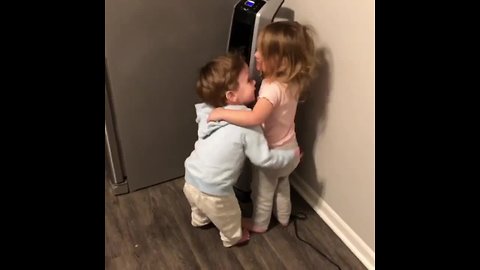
[105,177,367,270]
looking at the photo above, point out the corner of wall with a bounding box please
[291,172,375,270]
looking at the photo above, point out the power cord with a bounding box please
[290,212,342,270]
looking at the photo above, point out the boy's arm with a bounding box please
[208,98,273,127]
[242,126,297,169]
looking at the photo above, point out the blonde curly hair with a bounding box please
[257,21,317,99]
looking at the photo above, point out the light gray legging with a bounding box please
[251,141,300,231]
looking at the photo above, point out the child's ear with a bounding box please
[225,90,237,102]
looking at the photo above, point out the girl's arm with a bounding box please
[208,98,273,127]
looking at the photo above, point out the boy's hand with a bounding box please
[208,108,225,122]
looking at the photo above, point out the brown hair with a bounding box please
[196,53,246,107]
[257,21,316,99]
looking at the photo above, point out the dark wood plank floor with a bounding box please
[105,177,367,270]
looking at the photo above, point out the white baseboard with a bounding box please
[291,173,375,270]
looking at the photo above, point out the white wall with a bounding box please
[285,0,375,260]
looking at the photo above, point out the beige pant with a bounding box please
[251,142,300,231]
[183,182,242,247]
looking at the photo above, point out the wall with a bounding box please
[283,0,375,267]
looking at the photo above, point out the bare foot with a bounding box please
[233,228,250,246]
[241,217,267,233]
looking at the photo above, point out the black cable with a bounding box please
[291,212,342,270]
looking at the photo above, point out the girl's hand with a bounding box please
[207,108,225,122]
[294,147,304,159]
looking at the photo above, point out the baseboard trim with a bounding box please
[291,173,375,270]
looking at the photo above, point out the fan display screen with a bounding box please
[245,0,255,7]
